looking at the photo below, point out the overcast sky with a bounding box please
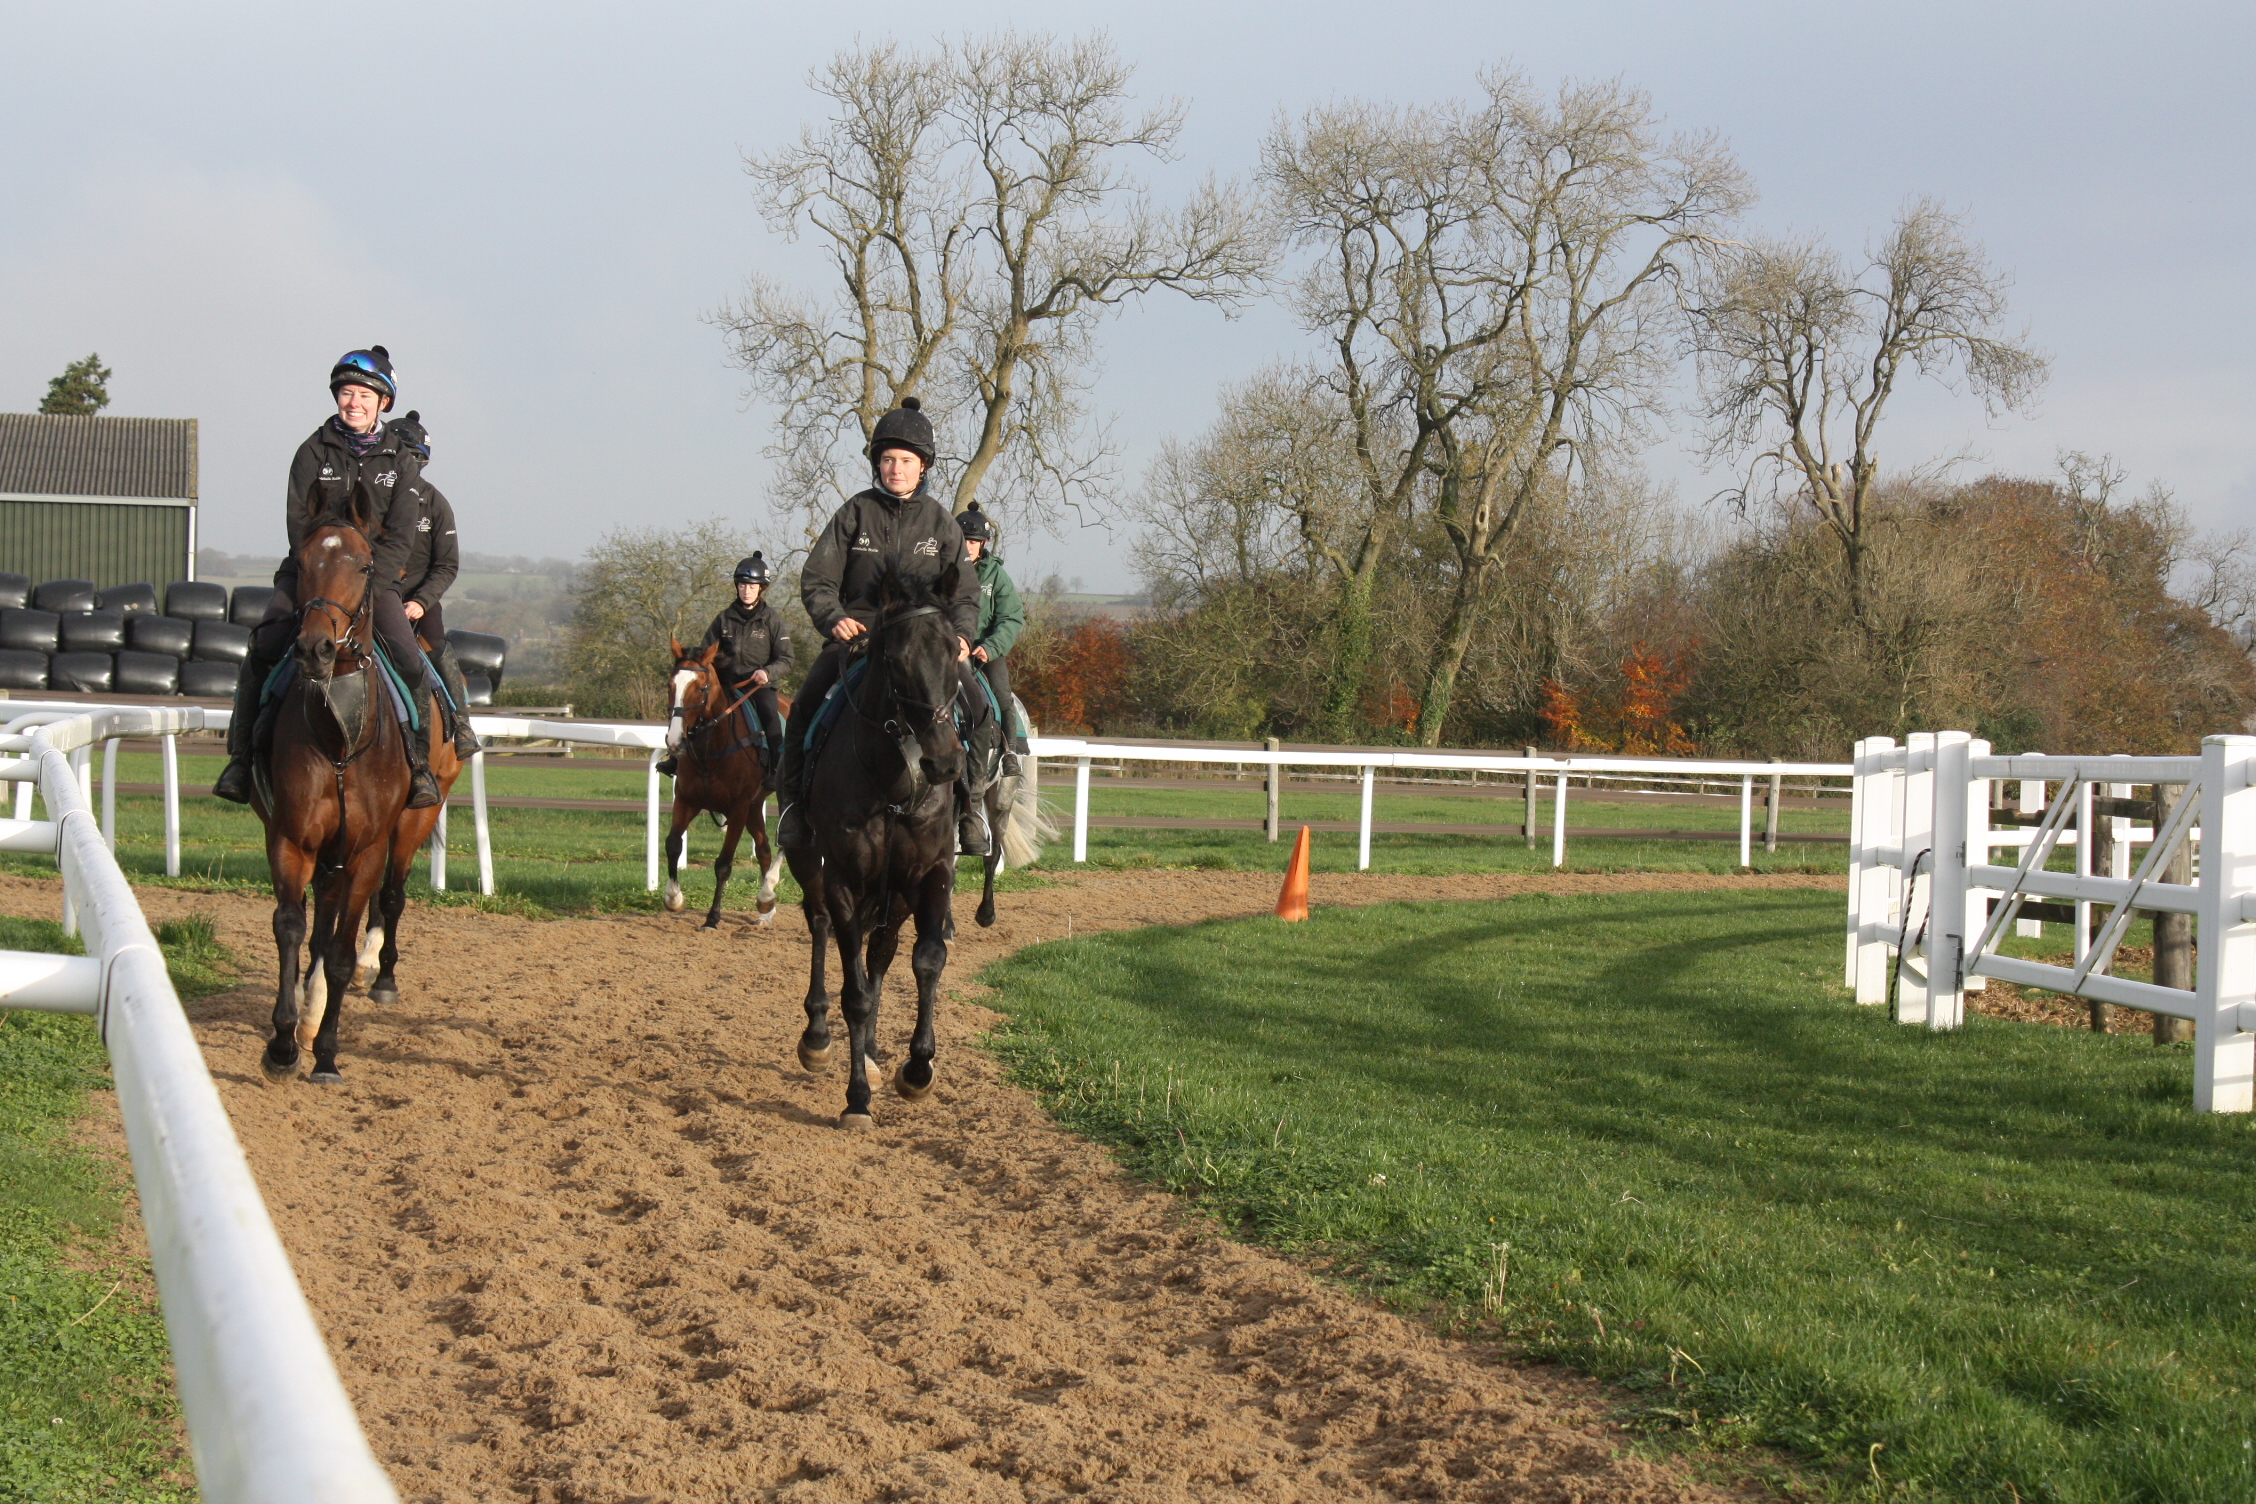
[4,1,2249,590]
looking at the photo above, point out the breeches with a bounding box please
[977,655,1012,732]
[783,643,989,747]
[749,684,782,746]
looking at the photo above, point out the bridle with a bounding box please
[298,523,377,671]
[847,604,953,743]
[671,656,763,758]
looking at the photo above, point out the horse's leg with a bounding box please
[663,801,692,913]
[895,865,951,1101]
[366,846,409,1007]
[751,795,783,926]
[265,837,314,1079]
[860,891,912,1064]
[702,810,745,931]
[832,888,877,1128]
[789,849,832,1070]
[976,781,1006,928]
[310,848,387,1083]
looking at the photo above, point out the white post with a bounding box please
[644,748,662,892]
[1961,738,1993,993]
[1738,773,1753,868]
[2074,780,2094,970]
[161,732,181,878]
[2015,761,2044,938]
[1846,737,1868,986]
[471,748,493,897]
[1852,737,1898,1005]
[1926,732,1973,1030]
[101,737,119,852]
[72,742,91,808]
[1551,770,1568,868]
[2110,778,2133,880]
[428,805,447,891]
[1357,765,1374,871]
[1896,733,1938,1025]
[1073,756,1091,863]
[2193,735,2254,1112]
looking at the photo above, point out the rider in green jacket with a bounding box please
[957,504,1028,774]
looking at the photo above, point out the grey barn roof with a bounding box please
[0,413,198,500]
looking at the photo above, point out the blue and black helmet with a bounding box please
[329,346,395,406]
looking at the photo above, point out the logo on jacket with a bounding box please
[319,466,339,480]
[851,531,877,553]
[416,517,432,532]
[913,537,939,557]
[374,471,398,487]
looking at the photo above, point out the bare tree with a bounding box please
[716,33,1267,541]
[1692,199,2049,625]
[1263,69,1746,739]
[565,519,750,719]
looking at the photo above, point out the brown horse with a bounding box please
[660,638,786,930]
[252,490,458,1082]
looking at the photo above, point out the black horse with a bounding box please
[783,568,970,1128]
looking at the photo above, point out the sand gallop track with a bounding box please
[26,868,1837,1503]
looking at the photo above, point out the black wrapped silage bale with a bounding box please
[448,630,507,692]
[0,609,61,654]
[228,586,280,626]
[33,580,96,613]
[96,583,160,617]
[113,650,181,695]
[47,651,114,692]
[191,621,252,663]
[128,614,196,658]
[178,661,240,698]
[461,672,495,707]
[0,650,47,690]
[165,581,229,622]
[60,610,127,654]
[0,574,29,610]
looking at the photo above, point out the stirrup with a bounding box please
[778,800,810,847]
[407,769,442,810]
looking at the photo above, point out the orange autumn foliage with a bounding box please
[1538,644,1698,755]
[1016,617,1133,734]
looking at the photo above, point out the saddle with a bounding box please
[804,657,1003,788]
[255,642,461,755]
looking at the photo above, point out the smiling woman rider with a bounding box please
[211,347,451,810]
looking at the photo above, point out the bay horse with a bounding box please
[252,486,459,1082]
[659,638,787,930]
[783,568,1051,1127]
[353,629,466,1006]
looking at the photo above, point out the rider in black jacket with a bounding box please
[657,552,794,776]
[392,479,480,760]
[212,347,449,808]
[775,398,990,853]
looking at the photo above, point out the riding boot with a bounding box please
[956,777,988,856]
[656,753,679,778]
[401,712,443,810]
[211,652,271,804]
[430,638,482,760]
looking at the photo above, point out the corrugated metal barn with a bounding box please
[0,413,198,588]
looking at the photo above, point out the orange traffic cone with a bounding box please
[1276,825,1312,921]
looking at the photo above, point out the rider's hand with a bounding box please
[750,670,769,687]
[957,636,971,663]
[833,617,866,642]
[970,644,989,663]
[403,600,424,622]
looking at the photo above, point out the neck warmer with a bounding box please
[328,414,387,457]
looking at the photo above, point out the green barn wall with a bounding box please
[0,501,193,590]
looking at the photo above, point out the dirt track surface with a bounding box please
[15,869,1837,1503]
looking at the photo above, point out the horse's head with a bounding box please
[873,565,964,788]
[666,638,722,752]
[294,481,381,684]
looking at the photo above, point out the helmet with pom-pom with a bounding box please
[867,396,936,466]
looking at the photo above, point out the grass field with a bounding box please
[33,749,1847,917]
[0,913,234,1504]
[981,890,2255,1503]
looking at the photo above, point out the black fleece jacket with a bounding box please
[698,597,795,686]
[277,416,435,593]
[799,486,978,642]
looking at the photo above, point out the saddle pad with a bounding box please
[264,653,415,732]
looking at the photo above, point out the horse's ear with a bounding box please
[877,568,900,610]
[699,642,720,666]
[349,477,379,534]
[669,635,685,661]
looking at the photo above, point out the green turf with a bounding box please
[0,914,214,1502]
[981,891,2256,1502]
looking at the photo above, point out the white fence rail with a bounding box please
[0,704,398,1503]
[1848,732,2256,1111]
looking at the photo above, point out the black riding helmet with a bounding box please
[329,346,396,407]
[867,396,936,466]
[956,502,994,544]
[733,552,772,586]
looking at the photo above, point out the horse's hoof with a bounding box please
[757,896,777,915]
[893,1061,935,1101]
[260,1050,296,1083]
[310,1069,344,1086]
[368,985,400,1007]
[838,1111,874,1131]
[664,886,686,913]
[797,1040,832,1072]
[754,909,777,928]
[976,903,997,929]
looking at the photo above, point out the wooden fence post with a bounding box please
[2152,781,2194,1044]
[1523,747,1537,849]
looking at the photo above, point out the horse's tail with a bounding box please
[999,740,1059,870]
